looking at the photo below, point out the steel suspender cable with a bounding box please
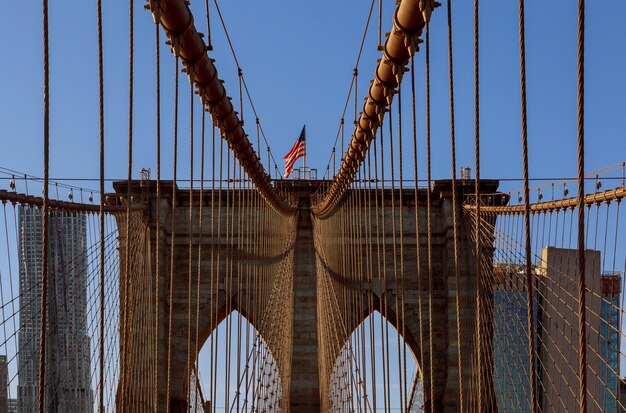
[518,0,538,411]
[194,108,206,410]
[186,75,194,407]
[96,0,106,409]
[38,0,50,411]
[153,20,162,413]
[446,1,465,410]
[166,55,180,413]
[120,0,134,408]
[389,113,399,412]
[473,0,486,409]
[425,22,436,411]
[576,1,587,411]
[409,52,427,413]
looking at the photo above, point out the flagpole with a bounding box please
[303,124,306,177]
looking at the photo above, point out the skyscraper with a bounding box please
[493,263,536,412]
[1,355,8,413]
[17,207,92,413]
[538,247,615,413]
[493,249,622,412]
[599,274,622,413]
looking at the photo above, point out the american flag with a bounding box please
[283,125,306,178]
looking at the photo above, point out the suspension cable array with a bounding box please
[313,0,434,216]
[147,0,294,216]
[1,0,626,412]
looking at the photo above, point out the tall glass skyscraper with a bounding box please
[493,264,534,413]
[17,207,92,413]
[599,274,621,413]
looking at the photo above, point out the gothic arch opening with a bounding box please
[328,310,424,412]
[195,309,284,412]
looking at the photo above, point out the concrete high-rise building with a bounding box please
[538,247,617,413]
[17,207,92,413]
[493,249,622,412]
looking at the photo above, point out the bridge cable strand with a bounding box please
[576,0,588,411]
[214,124,221,413]
[517,0,539,411]
[366,147,377,410]
[153,18,162,413]
[425,20,436,410]
[119,0,134,408]
[204,0,213,50]
[96,0,106,409]
[192,105,206,410]
[445,0,465,410]
[397,59,410,411]
[388,72,400,413]
[382,103,391,413]
[165,55,179,413]
[38,0,51,411]
[207,126,219,411]
[410,51,428,413]
[377,0,382,49]
[224,149,231,412]
[186,68,195,407]
[472,0,499,409]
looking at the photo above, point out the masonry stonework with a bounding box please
[112,179,503,412]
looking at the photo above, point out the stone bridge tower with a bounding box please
[110,179,503,412]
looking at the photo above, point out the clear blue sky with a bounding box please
[1,0,625,194]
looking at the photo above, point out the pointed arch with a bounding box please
[196,309,285,413]
[328,309,424,412]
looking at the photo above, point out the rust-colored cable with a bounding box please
[397,79,409,411]
[425,21,435,409]
[97,0,106,409]
[377,0,382,49]
[446,0,464,410]
[576,1,587,411]
[387,82,403,413]
[153,20,162,413]
[38,0,50,411]
[472,187,626,215]
[186,75,194,406]
[203,0,212,50]
[473,0,486,409]
[165,56,180,413]
[193,108,206,410]
[120,0,134,408]
[518,0,538,411]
